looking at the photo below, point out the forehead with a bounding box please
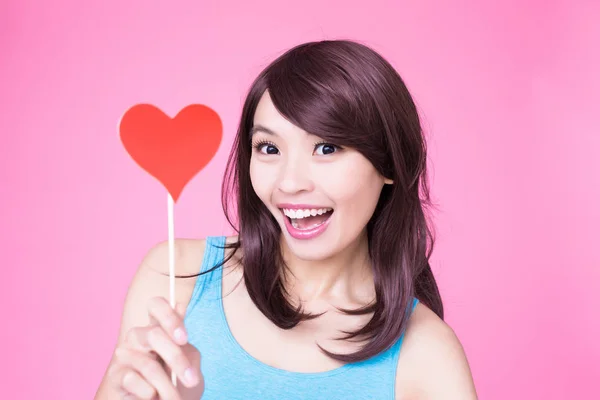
[252,91,309,139]
[253,91,280,122]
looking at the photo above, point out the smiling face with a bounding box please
[249,91,392,261]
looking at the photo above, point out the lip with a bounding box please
[282,209,333,240]
[277,203,333,210]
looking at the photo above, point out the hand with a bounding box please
[107,296,204,400]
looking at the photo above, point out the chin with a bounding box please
[282,237,337,262]
[279,221,347,262]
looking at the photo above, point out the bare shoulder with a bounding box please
[113,235,241,343]
[144,234,241,285]
[144,234,240,275]
[143,237,207,276]
[95,237,214,397]
[117,238,209,334]
[395,302,478,399]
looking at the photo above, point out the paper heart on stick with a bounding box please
[119,104,223,202]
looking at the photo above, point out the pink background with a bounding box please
[2,0,598,398]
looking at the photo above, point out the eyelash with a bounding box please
[252,140,277,152]
[251,140,342,154]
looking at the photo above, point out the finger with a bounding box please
[147,297,188,345]
[118,389,138,400]
[149,302,185,326]
[176,302,187,319]
[124,326,154,353]
[146,325,200,388]
[120,368,157,400]
[122,392,160,400]
[115,347,182,400]
[108,362,154,400]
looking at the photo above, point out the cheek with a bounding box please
[324,157,383,214]
[249,158,275,202]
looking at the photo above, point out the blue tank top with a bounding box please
[183,235,419,399]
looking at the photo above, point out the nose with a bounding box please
[277,157,314,194]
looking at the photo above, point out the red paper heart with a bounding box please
[119,104,222,202]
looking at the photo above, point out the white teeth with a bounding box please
[282,208,332,219]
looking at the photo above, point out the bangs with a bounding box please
[263,45,378,148]
[220,40,441,364]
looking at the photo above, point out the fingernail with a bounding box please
[184,368,198,386]
[174,328,187,343]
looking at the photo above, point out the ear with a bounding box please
[384,177,394,185]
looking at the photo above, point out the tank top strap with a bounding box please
[389,297,419,365]
[185,235,227,317]
[184,239,421,399]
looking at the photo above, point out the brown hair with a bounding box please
[200,39,442,363]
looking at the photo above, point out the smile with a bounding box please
[279,207,334,240]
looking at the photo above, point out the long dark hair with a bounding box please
[197,39,442,363]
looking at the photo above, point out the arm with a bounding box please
[94,239,206,399]
[395,304,478,399]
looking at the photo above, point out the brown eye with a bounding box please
[253,141,279,155]
[263,145,279,155]
[314,143,338,155]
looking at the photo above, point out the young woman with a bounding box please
[95,39,478,399]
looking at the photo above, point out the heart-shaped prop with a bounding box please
[119,104,223,202]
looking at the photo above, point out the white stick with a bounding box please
[167,192,177,387]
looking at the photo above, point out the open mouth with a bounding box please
[281,208,334,230]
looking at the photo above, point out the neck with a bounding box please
[279,231,374,307]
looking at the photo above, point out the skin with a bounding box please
[95,91,478,399]
[249,90,392,306]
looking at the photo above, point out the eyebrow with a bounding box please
[249,124,314,142]
[249,124,279,139]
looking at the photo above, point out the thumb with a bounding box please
[175,302,187,318]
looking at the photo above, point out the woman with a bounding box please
[95,39,478,399]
